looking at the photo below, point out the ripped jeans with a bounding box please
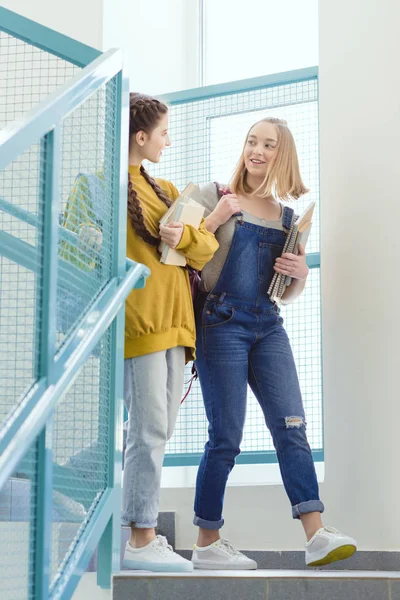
[193,295,324,529]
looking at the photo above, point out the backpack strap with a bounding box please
[214,182,243,219]
[214,182,231,200]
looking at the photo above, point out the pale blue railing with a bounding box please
[0,8,149,600]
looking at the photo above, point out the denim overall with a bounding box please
[193,209,324,529]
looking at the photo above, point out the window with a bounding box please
[203,0,319,86]
[150,71,322,467]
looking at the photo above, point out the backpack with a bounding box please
[57,172,105,345]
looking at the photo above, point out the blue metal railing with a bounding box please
[0,9,149,600]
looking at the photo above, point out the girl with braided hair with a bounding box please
[122,93,218,572]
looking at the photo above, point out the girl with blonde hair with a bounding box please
[190,117,357,570]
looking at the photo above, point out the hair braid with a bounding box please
[127,175,159,246]
[127,92,173,247]
[140,165,171,208]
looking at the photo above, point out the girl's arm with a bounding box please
[160,219,219,271]
[204,193,241,233]
[274,244,309,304]
[159,181,221,270]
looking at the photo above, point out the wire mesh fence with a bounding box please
[149,76,323,464]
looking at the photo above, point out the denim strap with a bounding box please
[282,206,296,233]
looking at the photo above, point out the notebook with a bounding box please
[159,183,205,266]
[267,200,315,303]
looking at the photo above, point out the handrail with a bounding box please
[0,47,123,170]
[158,66,318,105]
[0,16,131,597]
[0,258,150,489]
[0,194,78,245]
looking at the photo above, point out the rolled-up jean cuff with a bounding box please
[292,499,325,519]
[193,514,224,530]
[120,518,158,529]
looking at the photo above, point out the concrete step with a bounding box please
[112,569,400,600]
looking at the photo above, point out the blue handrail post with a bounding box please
[96,63,130,588]
[32,126,61,599]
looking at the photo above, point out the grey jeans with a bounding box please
[121,347,185,528]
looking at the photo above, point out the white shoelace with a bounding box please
[219,538,242,556]
[154,535,174,555]
[319,526,341,536]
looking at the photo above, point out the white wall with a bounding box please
[2,0,199,94]
[318,0,400,551]
[113,0,199,95]
[0,0,104,48]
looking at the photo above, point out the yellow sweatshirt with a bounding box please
[125,165,219,361]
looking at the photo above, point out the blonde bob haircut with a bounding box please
[231,118,309,201]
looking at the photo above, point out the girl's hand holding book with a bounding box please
[274,244,309,281]
[159,222,184,249]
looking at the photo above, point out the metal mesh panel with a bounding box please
[0,31,78,130]
[50,328,112,585]
[0,25,122,595]
[56,77,117,347]
[0,142,45,427]
[0,29,81,423]
[150,78,323,462]
[0,442,38,600]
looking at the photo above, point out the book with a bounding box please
[267,201,315,303]
[159,183,205,266]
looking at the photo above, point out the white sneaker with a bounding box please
[305,526,357,567]
[122,535,193,572]
[192,538,257,570]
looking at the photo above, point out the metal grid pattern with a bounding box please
[0,31,78,130]
[0,29,123,596]
[0,18,126,596]
[0,25,79,430]
[51,330,112,585]
[0,143,44,428]
[149,77,323,463]
[56,78,117,347]
[0,442,38,600]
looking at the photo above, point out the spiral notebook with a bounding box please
[267,201,315,303]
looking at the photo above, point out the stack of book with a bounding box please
[268,201,315,303]
[159,183,205,266]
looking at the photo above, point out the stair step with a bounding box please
[178,549,400,571]
[112,569,400,600]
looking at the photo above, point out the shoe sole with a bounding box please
[123,558,193,572]
[307,544,357,567]
[192,562,257,570]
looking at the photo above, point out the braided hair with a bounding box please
[128,93,171,246]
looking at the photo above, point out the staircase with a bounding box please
[113,571,400,600]
[109,512,400,599]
